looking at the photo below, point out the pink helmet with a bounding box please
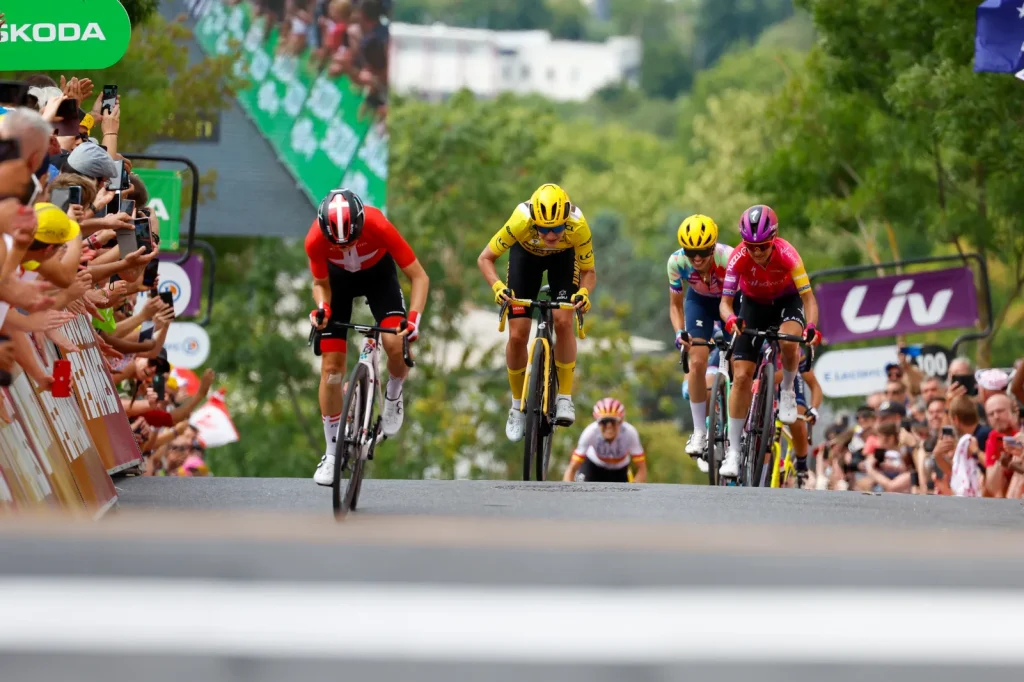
[593,397,625,422]
[739,205,778,243]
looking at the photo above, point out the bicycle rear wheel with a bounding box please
[746,363,776,488]
[705,372,728,486]
[523,342,547,481]
[536,357,558,481]
[333,363,369,518]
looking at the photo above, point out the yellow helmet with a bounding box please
[530,183,571,228]
[677,214,719,250]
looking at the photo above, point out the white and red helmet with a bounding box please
[593,397,625,423]
[317,188,366,246]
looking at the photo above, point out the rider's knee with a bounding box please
[689,355,708,375]
[732,368,754,389]
[321,352,346,375]
[508,322,530,346]
[553,312,574,335]
[780,339,799,357]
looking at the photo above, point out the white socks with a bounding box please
[782,369,796,391]
[386,376,404,400]
[728,417,746,453]
[322,413,341,455]
[512,398,522,410]
[690,400,707,435]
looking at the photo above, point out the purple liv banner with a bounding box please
[816,267,978,344]
[156,254,203,318]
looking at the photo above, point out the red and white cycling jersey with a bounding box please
[305,206,416,279]
[571,420,645,470]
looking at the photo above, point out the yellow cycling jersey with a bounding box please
[487,202,595,270]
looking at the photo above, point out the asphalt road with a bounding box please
[0,477,1022,681]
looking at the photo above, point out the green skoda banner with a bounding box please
[192,0,387,210]
[134,168,182,251]
[0,0,132,70]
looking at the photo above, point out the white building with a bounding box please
[388,22,641,102]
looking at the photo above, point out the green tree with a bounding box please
[749,0,1024,365]
[692,0,795,69]
[120,0,161,27]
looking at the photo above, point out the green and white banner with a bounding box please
[192,0,387,210]
[134,168,182,251]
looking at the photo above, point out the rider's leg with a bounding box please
[507,318,532,406]
[553,308,576,394]
[551,252,583,425]
[777,297,806,425]
[779,319,803,390]
[319,348,347,451]
[687,345,710,426]
[728,359,756,453]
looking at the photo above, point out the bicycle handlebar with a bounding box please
[308,312,415,368]
[496,296,586,340]
[678,332,729,374]
[738,326,807,344]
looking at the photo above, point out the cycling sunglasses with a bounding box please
[744,239,774,253]
[598,418,620,427]
[684,247,714,259]
[537,224,566,236]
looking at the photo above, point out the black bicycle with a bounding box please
[680,328,732,486]
[733,325,807,488]
[497,285,585,481]
[309,312,413,518]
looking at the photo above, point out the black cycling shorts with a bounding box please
[318,254,406,353]
[575,459,630,483]
[732,293,805,363]
[506,243,580,319]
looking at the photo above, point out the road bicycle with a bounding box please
[497,285,585,482]
[309,312,414,518]
[733,325,808,488]
[680,329,732,486]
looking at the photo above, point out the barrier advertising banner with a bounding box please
[192,0,388,209]
[134,168,182,250]
[816,267,979,344]
[52,314,143,475]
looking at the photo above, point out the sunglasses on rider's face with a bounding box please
[745,239,774,253]
[537,225,565,236]
[599,418,619,427]
[684,247,714,260]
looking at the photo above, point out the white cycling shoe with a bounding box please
[719,449,742,478]
[685,432,707,457]
[506,408,525,442]
[314,454,334,487]
[696,457,709,474]
[778,389,798,425]
[554,395,575,426]
[382,392,404,436]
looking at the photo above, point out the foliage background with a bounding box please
[21,0,1024,481]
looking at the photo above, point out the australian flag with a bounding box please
[975,0,1024,78]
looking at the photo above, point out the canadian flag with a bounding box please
[188,388,239,448]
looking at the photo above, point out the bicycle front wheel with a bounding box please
[522,342,547,481]
[706,372,729,487]
[747,362,776,488]
[333,363,369,517]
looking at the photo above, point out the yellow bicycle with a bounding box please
[768,414,810,489]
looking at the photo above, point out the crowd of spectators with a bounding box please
[810,350,1024,498]
[0,73,215,477]
[225,0,391,121]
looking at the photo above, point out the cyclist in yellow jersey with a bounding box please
[477,184,596,441]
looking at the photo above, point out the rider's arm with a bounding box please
[631,457,647,483]
[401,259,429,317]
[790,259,818,328]
[305,224,332,309]
[719,294,736,324]
[669,290,686,334]
[479,208,529,288]
[312,277,331,308]
[627,425,646,483]
[803,370,823,409]
[562,456,582,482]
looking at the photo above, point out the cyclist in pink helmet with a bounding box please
[563,398,647,483]
[717,205,820,480]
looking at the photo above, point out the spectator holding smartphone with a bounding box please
[983,393,1021,497]
[942,395,984,497]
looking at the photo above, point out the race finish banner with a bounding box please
[133,168,182,250]
[192,0,388,209]
[815,267,979,345]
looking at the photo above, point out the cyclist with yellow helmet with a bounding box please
[668,214,734,467]
[477,183,596,441]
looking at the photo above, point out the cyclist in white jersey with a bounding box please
[562,398,646,483]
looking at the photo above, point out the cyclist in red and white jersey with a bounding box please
[562,398,647,483]
[717,205,819,479]
[306,188,430,486]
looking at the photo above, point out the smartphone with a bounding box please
[116,230,139,259]
[142,259,160,287]
[951,373,977,397]
[152,373,167,402]
[159,290,176,316]
[53,98,80,136]
[138,324,155,343]
[67,186,82,206]
[107,190,120,216]
[50,188,72,212]
[101,85,118,114]
[107,159,125,191]
[0,81,29,107]
[52,359,73,399]
[0,333,10,388]
[941,425,955,438]
[121,199,136,216]
[135,218,153,253]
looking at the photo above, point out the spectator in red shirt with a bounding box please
[983,393,1020,497]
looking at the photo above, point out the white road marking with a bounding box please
[0,579,1021,663]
